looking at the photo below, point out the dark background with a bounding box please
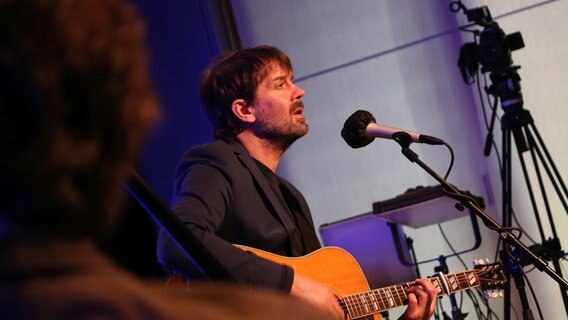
[100,0,235,278]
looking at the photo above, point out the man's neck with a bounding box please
[236,131,284,172]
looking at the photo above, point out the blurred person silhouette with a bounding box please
[0,0,334,319]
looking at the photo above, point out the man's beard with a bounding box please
[254,101,309,151]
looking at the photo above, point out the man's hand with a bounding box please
[290,273,344,319]
[399,278,438,320]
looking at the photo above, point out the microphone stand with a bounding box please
[391,132,568,320]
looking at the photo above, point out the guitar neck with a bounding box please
[339,270,481,319]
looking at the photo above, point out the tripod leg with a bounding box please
[502,110,568,317]
[502,119,536,320]
[526,124,568,315]
[529,122,568,217]
[502,127,513,320]
[515,128,547,240]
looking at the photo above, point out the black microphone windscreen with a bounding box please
[341,110,376,148]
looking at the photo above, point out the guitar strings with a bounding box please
[340,268,495,315]
[339,273,484,317]
[339,283,412,316]
[337,270,494,317]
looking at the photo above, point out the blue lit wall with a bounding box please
[134,0,216,203]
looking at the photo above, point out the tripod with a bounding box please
[388,129,567,320]
[488,68,568,319]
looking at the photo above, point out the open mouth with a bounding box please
[291,101,304,115]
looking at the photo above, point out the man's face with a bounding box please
[250,64,308,147]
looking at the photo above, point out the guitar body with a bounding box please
[238,245,381,320]
[169,245,503,319]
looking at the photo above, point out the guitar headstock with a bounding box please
[472,259,507,298]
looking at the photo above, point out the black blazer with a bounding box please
[157,140,320,291]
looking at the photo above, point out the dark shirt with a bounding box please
[254,159,320,255]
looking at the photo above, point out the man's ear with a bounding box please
[231,99,256,123]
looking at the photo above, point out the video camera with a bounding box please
[458,6,525,83]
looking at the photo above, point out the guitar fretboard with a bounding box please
[338,270,481,319]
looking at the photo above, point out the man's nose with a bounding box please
[293,83,305,99]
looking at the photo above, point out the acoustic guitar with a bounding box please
[237,245,506,320]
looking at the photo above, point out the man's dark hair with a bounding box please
[0,0,159,238]
[200,45,293,141]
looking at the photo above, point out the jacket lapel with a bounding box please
[229,142,298,237]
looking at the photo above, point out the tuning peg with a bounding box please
[472,258,490,266]
[484,289,504,299]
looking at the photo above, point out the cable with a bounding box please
[437,224,501,319]
[442,142,454,180]
[520,267,545,320]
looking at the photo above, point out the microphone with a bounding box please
[341,110,444,148]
